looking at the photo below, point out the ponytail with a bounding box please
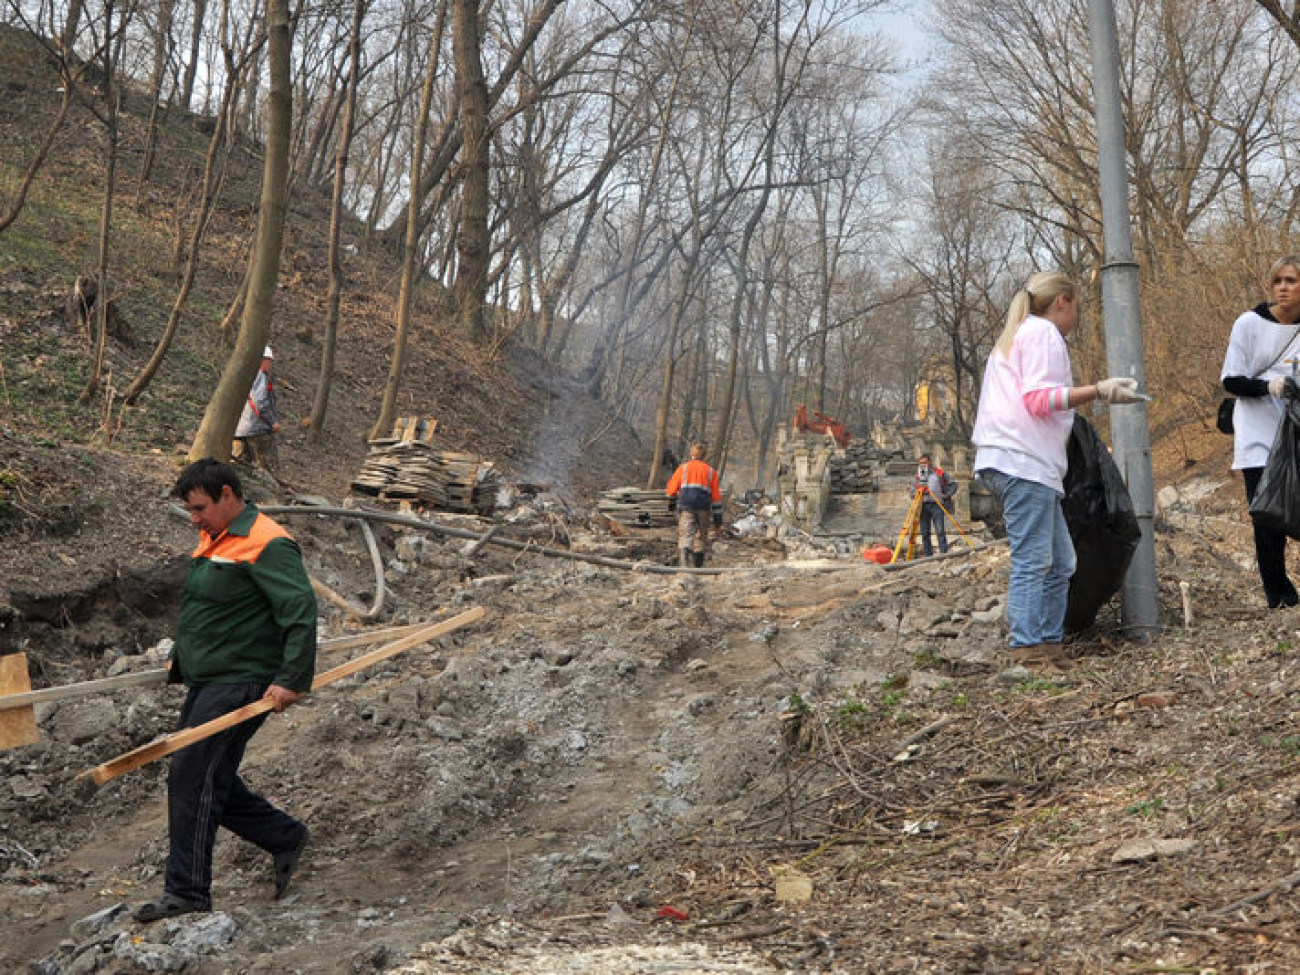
[993,270,1076,357]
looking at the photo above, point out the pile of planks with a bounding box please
[596,487,675,527]
[351,440,500,513]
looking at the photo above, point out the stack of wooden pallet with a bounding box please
[595,487,675,527]
[350,418,499,513]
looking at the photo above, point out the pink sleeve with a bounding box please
[1023,387,1071,417]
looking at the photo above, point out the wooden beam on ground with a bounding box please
[77,606,486,786]
[465,524,499,557]
[0,622,439,717]
[0,668,167,714]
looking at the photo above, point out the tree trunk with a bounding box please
[451,0,490,343]
[189,0,293,462]
[180,0,208,112]
[308,0,368,440]
[78,1,123,406]
[0,83,74,235]
[124,70,236,404]
[371,8,446,441]
[645,274,697,490]
[140,0,176,186]
[61,0,86,56]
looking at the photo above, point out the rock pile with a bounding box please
[827,441,882,494]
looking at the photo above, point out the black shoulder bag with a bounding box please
[1219,327,1300,434]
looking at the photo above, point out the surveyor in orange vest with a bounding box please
[666,442,723,568]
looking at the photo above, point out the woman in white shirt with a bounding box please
[1220,255,1300,608]
[972,270,1143,663]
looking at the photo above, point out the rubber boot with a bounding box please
[680,548,692,568]
[692,551,704,569]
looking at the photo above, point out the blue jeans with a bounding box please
[919,501,947,557]
[979,469,1076,647]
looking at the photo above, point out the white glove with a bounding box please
[1095,377,1144,405]
[1269,376,1292,398]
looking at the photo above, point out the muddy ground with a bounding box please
[6,439,1300,974]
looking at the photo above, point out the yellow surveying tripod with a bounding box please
[890,489,976,564]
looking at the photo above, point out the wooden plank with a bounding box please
[0,623,439,716]
[318,622,435,653]
[0,654,40,748]
[78,607,486,786]
[0,668,166,713]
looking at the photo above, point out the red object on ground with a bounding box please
[656,905,690,922]
[863,545,892,565]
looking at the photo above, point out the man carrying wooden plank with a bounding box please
[134,458,317,923]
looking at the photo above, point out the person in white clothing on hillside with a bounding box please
[233,346,281,473]
[1220,255,1300,609]
[971,270,1146,667]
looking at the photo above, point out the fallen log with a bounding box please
[259,503,729,575]
[77,607,486,786]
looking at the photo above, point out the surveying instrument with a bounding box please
[891,483,975,564]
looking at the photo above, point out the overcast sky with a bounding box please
[871,1,926,72]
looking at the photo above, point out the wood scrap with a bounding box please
[595,487,675,527]
[77,607,486,786]
[351,439,499,513]
[0,654,39,749]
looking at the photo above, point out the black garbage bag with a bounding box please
[1249,394,1300,538]
[1063,415,1140,633]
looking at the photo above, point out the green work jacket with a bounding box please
[171,504,317,692]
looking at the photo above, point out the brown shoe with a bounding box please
[1007,643,1072,670]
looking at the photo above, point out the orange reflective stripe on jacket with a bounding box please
[192,511,291,562]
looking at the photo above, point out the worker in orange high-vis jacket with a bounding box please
[666,442,723,568]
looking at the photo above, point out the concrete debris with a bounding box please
[1111,838,1197,864]
[389,922,784,974]
[48,699,119,746]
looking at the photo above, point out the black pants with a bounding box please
[164,683,305,908]
[919,502,948,557]
[1244,467,1299,608]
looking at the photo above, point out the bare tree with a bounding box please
[907,149,1018,434]
[78,0,136,407]
[450,0,489,342]
[123,0,256,404]
[371,3,448,441]
[139,0,177,185]
[179,0,209,111]
[190,0,294,461]
[308,0,370,439]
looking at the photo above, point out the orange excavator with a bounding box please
[793,404,851,449]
